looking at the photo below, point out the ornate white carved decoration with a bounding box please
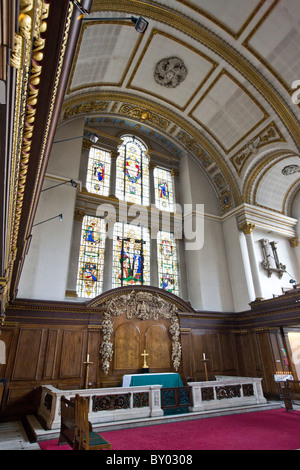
[154,57,187,88]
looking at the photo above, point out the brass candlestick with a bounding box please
[83,354,93,389]
[202,353,209,381]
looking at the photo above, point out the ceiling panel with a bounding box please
[190,72,267,152]
[127,30,217,109]
[69,22,142,92]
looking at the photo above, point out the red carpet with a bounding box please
[38,409,300,450]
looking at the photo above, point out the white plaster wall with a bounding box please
[17,119,85,300]
[179,153,234,311]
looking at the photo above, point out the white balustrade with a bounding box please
[188,376,266,412]
[38,384,163,430]
[38,376,267,430]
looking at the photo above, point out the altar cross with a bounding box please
[141,349,149,368]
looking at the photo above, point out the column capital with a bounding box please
[110,149,119,159]
[171,168,179,178]
[289,237,299,248]
[239,222,255,235]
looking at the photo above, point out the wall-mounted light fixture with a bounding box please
[71,0,148,33]
[82,16,149,33]
[41,179,77,192]
[53,132,98,145]
[33,214,63,227]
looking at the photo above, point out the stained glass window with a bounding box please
[86,146,111,196]
[76,216,106,297]
[154,167,174,212]
[112,222,150,288]
[116,135,149,205]
[157,231,179,295]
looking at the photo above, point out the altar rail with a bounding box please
[38,384,163,430]
[38,376,267,430]
[188,376,266,412]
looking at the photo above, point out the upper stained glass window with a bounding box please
[116,135,149,205]
[112,222,150,288]
[153,167,174,212]
[157,231,179,295]
[76,216,106,298]
[86,146,111,196]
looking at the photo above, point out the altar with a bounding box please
[122,373,183,388]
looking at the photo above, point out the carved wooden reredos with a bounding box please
[88,286,193,376]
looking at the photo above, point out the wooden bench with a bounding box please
[73,395,111,450]
[58,396,77,447]
[280,380,300,411]
[58,396,94,447]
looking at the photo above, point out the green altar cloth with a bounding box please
[122,373,183,388]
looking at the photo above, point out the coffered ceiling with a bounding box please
[59,0,300,217]
[2,0,300,308]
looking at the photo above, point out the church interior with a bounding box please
[1,0,300,450]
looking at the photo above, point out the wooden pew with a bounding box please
[74,395,111,450]
[280,380,300,411]
[58,395,93,447]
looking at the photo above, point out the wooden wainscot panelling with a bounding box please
[87,327,102,388]
[234,330,257,377]
[59,330,85,379]
[11,328,44,381]
[190,330,239,380]
[43,329,59,380]
[253,328,282,398]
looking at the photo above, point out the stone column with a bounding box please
[149,162,156,205]
[289,237,300,283]
[171,168,179,207]
[150,226,159,287]
[240,223,264,300]
[109,149,118,198]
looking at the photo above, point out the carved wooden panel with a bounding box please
[114,323,141,370]
[43,329,59,380]
[59,330,84,378]
[12,328,43,381]
[145,324,171,369]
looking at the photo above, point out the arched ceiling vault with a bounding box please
[60,0,300,216]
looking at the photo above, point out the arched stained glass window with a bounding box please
[116,135,149,205]
[86,146,111,196]
[76,216,106,297]
[157,231,179,295]
[112,222,150,288]
[154,167,174,212]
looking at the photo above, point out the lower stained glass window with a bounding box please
[112,222,150,288]
[76,216,106,297]
[157,231,179,295]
